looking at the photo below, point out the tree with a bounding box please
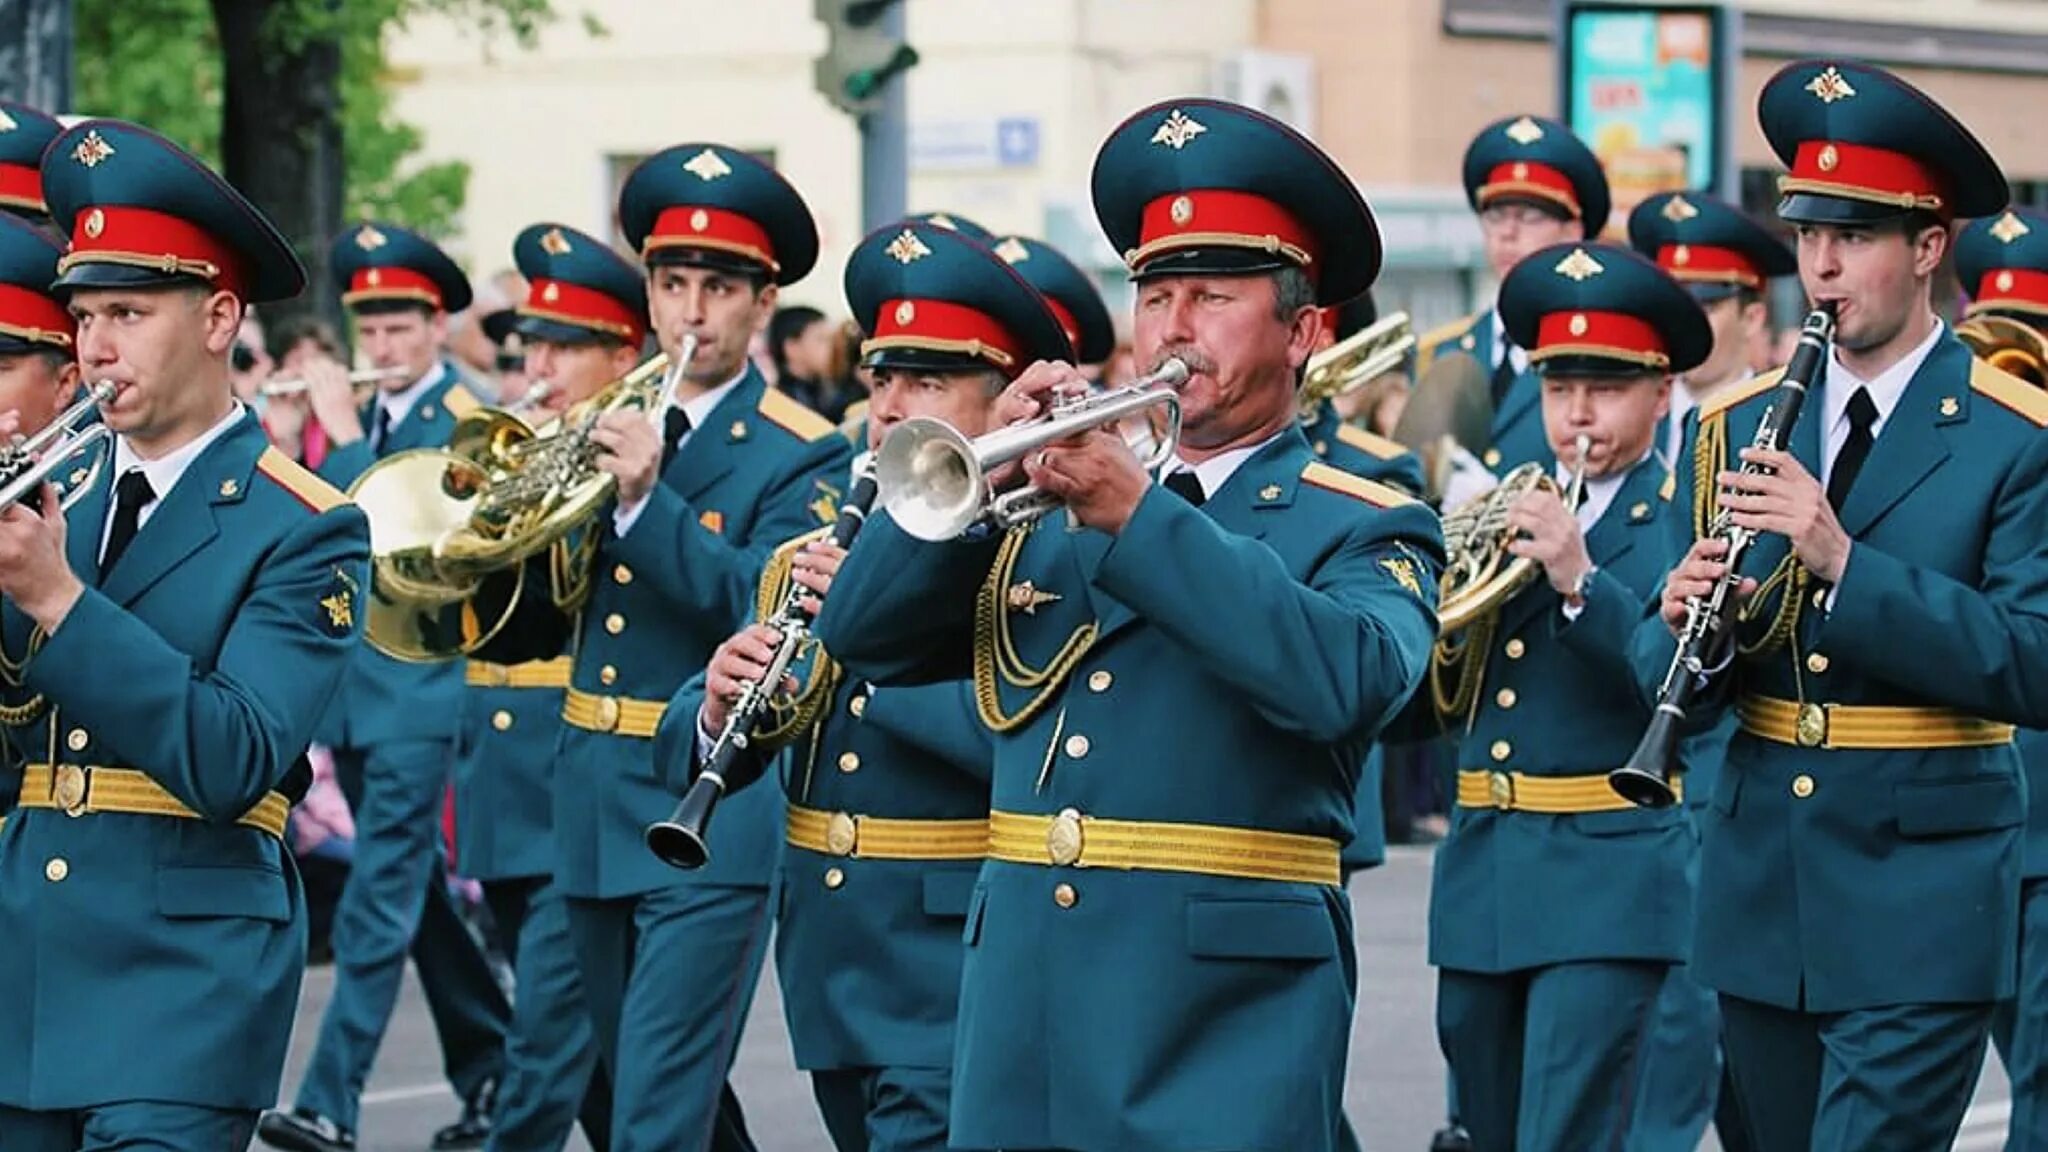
[71,0,572,329]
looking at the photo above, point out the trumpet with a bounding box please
[874,357,1189,541]
[647,454,881,870]
[0,381,119,509]
[1299,311,1415,419]
[259,365,413,398]
[1612,302,1838,809]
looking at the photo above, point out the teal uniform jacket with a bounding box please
[813,428,1443,1152]
[1415,309,1552,475]
[554,368,850,899]
[660,671,992,1071]
[453,657,570,881]
[1301,399,1425,872]
[312,364,478,747]
[1632,334,2048,1011]
[0,413,368,1111]
[2026,729,2048,878]
[1427,457,1691,973]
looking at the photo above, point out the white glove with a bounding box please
[1439,445,1500,515]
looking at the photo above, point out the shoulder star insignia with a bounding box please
[885,229,932,265]
[71,130,115,168]
[1991,212,2032,245]
[683,147,732,181]
[540,227,573,255]
[994,237,1030,264]
[1661,195,1699,223]
[1805,66,1857,104]
[354,224,387,251]
[1504,116,1546,145]
[1150,109,1208,150]
[1554,247,1605,282]
[1006,580,1060,615]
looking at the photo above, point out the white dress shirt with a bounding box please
[1158,429,1288,501]
[1489,310,1530,378]
[612,364,749,539]
[1819,319,1942,494]
[371,361,446,441]
[99,402,248,562]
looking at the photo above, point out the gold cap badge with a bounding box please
[540,227,573,255]
[1150,109,1207,150]
[1554,248,1605,282]
[1805,66,1857,104]
[682,147,732,182]
[885,229,932,265]
[1504,116,1545,145]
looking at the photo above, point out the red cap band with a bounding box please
[1042,296,1081,356]
[1131,189,1320,278]
[862,297,1024,375]
[520,277,646,345]
[1783,140,1947,216]
[1479,161,1581,220]
[0,164,42,212]
[646,205,778,274]
[1656,243,1763,288]
[344,264,442,310]
[1973,267,2048,315]
[1534,309,1668,368]
[0,282,73,346]
[62,204,247,296]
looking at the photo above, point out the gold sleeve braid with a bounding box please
[0,627,48,727]
[1691,408,1805,660]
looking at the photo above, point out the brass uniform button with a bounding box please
[1504,639,1526,660]
[596,697,622,732]
[1052,882,1078,909]
[53,765,86,816]
[604,614,626,635]
[1490,740,1512,763]
[1806,652,1830,674]
[1483,448,1502,468]
[1813,587,1829,609]
[1495,688,1517,709]
[838,752,860,774]
[600,665,619,686]
[825,812,858,856]
[1087,670,1113,693]
[849,694,867,718]
[1047,808,1084,866]
[613,564,634,585]
[1792,774,1815,799]
[44,858,67,883]
[1064,734,1090,759]
[823,867,845,890]
[492,710,513,732]
[66,728,88,752]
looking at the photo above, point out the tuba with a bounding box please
[1428,434,1589,722]
[1956,314,2048,388]
[1299,311,1415,421]
[351,338,693,661]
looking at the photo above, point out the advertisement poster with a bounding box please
[1565,6,1721,239]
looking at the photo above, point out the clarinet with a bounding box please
[644,457,879,869]
[1610,302,1837,809]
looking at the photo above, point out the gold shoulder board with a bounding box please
[757,388,836,442]
[443,385,481,418]
[1335,423,1408,461]
[256,448,349,513]
[1300,461,1415,508]
[1971,359,2048,427]
[1697,368,1784,423]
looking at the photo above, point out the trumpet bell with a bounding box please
[874,417,986,542]
[446,407,542,471]
[1301,311,1415,415]
[1435,463,1558,634]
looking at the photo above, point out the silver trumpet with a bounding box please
[874,357,1189,541]
[0,380,120,509]
[259,365,413,398]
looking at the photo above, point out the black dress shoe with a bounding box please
[1428,1123,1474,1152]
[255,1109,355,1152]
[431,1077,497,1150]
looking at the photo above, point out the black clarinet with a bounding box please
[1610,302,1837,809]
[645,459,879,869]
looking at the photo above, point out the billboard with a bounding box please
[1559,2,1736,238]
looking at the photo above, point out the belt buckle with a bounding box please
[1488,771,1514,810]
[1046,808,1084,866]
[53,764,87,817]
[825,812,858,857]
[595,695,621,733]
[1795,702,1827,748]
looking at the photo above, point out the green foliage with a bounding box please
[73,0,588,234]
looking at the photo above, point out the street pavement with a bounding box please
[260,845,2011,1151]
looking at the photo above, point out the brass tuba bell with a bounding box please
[1299,311,1415,419]
[1956,314,2048,388]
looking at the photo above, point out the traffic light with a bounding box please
[814,0,918,117]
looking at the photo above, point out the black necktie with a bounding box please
[369,405,392,454]
[100,470,156,579]
[1163,469,1205,507]
[659,407,693,472]
[1827,386,1878,512]
[1490,341,1519,409]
